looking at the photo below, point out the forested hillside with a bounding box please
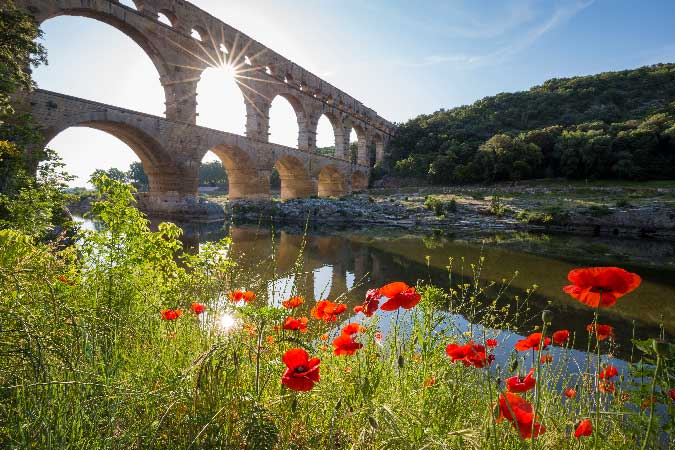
[384,63,675,183]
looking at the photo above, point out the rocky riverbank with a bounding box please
[220,180,675,240]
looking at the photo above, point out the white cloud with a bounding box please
[396,0,594,69]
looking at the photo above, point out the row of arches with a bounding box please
[31,0,390,165]
[47,125,368,198]
[37,14,382,164]
[114,0,390,133]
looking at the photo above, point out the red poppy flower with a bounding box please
[332,333,363,356]
[586,324,615,341]
[506,368,536,393]
[497,392,546,439]
[515,333,551,352]
[445,341,490,368]
[379,282,421,311]
[161,309,183,321]
[281,348,320,391]
[311,300,347,322]
[342,322,363,335]
[320,333,329,341]
[598,380,615,394]
[353,305,363,313]
[564,388,577,398]
[486,339,498,348]
[229,290,256,303]
[375,332,383,341]
[191,302,206,315]
[563,267,641,308]
[575,419,593,439]
[423,376,436,387]
[540,354,553,364]
[360,288,382,317]
[283,316,309,333]
[282,296,303,309]
[552,330,570,345]
[670,389,675,402]
[598,365,618,380]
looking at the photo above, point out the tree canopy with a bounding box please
[385,63,675,184]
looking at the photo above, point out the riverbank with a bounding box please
[212,179,675,240]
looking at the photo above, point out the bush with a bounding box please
[424,195,457,216]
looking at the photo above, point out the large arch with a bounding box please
[317,165,347,198]
[209,144,268,199]
[43,117,174,193]
[33,5,171,82]
[274,155,314,200]
[269,93,306,149]
[315,112,345,158]
[35,14,167,116]
[197,66,247,134]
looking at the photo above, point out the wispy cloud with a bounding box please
[395,0,594,69]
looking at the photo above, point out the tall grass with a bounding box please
[0,177,672,449]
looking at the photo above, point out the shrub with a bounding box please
[424,195,457,216]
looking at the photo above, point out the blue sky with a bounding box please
[33,0,675,186]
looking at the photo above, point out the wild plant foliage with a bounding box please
[1,177,673,449]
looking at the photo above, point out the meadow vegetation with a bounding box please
[1,176,673,449]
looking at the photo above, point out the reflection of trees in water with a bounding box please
[176,222,671,358]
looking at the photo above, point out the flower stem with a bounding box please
[531,320,547,450]
[593,306,600,450]
[640,353,660,450]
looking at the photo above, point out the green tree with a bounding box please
[127,161,149,191]
[0,1,72,238]
[199,160,228,187]
[90,167,129,185]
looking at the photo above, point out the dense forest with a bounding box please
[383,64,675,184]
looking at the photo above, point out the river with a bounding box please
[76,216,675,363]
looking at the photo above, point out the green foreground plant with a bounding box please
[0,177,673,449]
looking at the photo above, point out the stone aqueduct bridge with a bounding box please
[17,0,396,220]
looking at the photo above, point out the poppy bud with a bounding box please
[541,310,553,325]
[368,416,379,429]
[398,355,405,368]
[652,339,669,357]
[509,358,518,373]
[291,397,298,412]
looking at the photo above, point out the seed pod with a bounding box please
[368,416,379,429]
[541,310,553,325]
[291,397,297,412]
[397,355,405,368]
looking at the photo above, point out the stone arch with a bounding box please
[317,165,347,198]
[274,155,314,200]
[268,93,307,149]
[209,144,268,200]
[351,170,368,192]
[315,112,345,157]
[35,5,171,81]
[43,115,180,194]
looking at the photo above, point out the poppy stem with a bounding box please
[531,319,547,450]
[640,353,660,450]
[593,306,600,450]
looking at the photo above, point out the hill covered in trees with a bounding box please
[383,63,675,184]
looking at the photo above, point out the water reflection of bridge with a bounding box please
[179,224,673,357]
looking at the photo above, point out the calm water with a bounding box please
[77,217,675,361]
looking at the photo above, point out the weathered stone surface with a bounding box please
[15,0,396,220]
